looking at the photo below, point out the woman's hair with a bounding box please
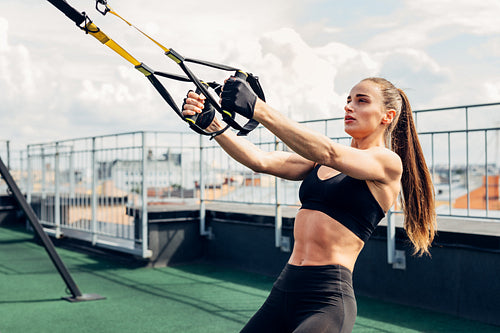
[362,77,437,256]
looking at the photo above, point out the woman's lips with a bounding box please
[344,115,355,122]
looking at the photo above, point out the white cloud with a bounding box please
[0,18,9,51]
[361,0,500,52]
[484,80,500,102]
[315,42,381,95]
[0,0,499,148]
[404,0,500,35]
[258,28,344,120]
[474,37,500,58]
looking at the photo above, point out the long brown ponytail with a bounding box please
[363,78,437,256]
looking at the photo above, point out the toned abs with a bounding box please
[289,209,365,272]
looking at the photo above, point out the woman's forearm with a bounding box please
[253,100,337,165]
[208,118,267,172]
[208,118,313,180]
[182,91,312,179]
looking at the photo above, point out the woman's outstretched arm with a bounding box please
[252,99,402,183]
[183,91,314,181]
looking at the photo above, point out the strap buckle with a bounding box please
[78,13,100,34]
[95,0,110,15]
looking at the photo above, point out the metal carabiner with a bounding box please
[95,0,110,15]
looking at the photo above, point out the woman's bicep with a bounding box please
[325,145,402,183]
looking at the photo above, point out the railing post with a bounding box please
[465,107,470,216]
[141,132,149,257]
[41,147,46,200]
[448,132,452,214]
[386,209,395,264]
[19,151,25,192]
[180,133,185,199]
[274,136,282,248]
[167,148,171,198]
[91,137,97,245]
[54,142,61,238]
[199,135,209,236]
[27,145,32,204]
[6,140,10,170]
[485,130,489,217]
[40,147,47,224]
[69,146,75,199]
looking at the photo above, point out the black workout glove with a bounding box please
[182,91,215,129]
[220,76,257,119]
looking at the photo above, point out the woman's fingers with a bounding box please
[187,91,204,100]
[182,105,198,116]
[182,92,206,116]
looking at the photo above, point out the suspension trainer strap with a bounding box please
[46,0,230,137]
[96,0,266,136]
[47,0,86,26]
[47,0,265,136]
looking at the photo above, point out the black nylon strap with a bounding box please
[47,0,86,26]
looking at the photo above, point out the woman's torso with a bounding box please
[289,165,396,272]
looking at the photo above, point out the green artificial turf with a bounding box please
[0,226,498,333]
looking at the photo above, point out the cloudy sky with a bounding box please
[1,0,500,148]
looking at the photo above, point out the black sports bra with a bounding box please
[299,164,385,242]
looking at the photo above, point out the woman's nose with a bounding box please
[344,102,353,112]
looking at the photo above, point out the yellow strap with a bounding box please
[107,6,171,53]
[85,22,141,67]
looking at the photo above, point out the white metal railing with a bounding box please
[3,102,500,260]
[200,103,500,264]
[24,131,199,257]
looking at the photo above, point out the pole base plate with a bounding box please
[62,293,106,302]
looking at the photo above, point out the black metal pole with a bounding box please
[0,156,104,302]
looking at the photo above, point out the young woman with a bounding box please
[182,77,436,333]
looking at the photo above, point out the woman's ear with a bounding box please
[382,109,396,124]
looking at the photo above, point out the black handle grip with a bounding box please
[184,83,212,125]
[183,89,200,125]
[234,70,248,79]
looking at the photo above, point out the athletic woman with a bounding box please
[182,77,436,333]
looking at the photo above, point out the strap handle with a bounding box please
[220,71,264,136]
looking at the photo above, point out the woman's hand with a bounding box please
[220,76,258,119]
[182,91,219,130]
[182,91,206,116]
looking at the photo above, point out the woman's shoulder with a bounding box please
[367,146,403,181]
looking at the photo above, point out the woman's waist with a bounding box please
[273,263,354,295]
[294,211,364,251]
[291,210,364,271]
[288,245,358,272]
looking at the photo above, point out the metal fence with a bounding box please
[24,131,199,257]
[3,102,499,258]
[414,103,500,218]
[200,103,500,261]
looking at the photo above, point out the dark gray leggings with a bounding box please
[240,264,357,333]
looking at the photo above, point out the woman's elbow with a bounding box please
[316,149,339,167]
[248,160,267,174]
[247,154,274,174]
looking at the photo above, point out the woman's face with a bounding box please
[344,80,389,139]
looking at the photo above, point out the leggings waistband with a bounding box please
[274,263,354,296]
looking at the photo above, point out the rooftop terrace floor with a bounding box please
[0,225,498,333]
